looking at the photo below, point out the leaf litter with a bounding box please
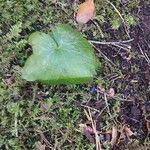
[76,0,95,25]
[1,0,150,149]
[77,0,150,149]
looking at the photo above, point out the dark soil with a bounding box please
[23,1,150,149]
[1,0,149,149]
[81,0,150,149]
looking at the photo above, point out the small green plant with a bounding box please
[22,24,97,84]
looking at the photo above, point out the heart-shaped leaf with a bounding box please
[22,25,97,84]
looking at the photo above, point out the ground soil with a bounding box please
[84,1,150,149]
[1,0,149,149]
[30,1,150,149]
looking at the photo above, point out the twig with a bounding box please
[14,115,18,137]
[136,15,150,30]
[104,93,114,120]
[90,43,117,66]
[113,95,134,102]
[111,43,131,52]
[81,104,101,113]
[83,105,107,120]
[34,116,52,121]
[95,105,107,120]
[118,43,131,48]
[36,130,53,149]
[28,83,38,108]
[89,39,133,45]
[84,109,91,121]
[87,108,102,150]
[97,88,134,102]
[145,114,150,123]
[105,0,131,39]
[105,0,124,23]
[89,39,133,51]
[144,39,150,49]
[92,20,104,38]
[138,43,150,65]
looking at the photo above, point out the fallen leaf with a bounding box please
[111,125,118,148]
[76,0,95,25]
[79,123,94,134]
[107,88,115,97]
[35,141,45,150]
[79,123,95,143]
[124,126,136,138]
[22,25,97,85]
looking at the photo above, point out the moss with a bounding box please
[0,0,140,149]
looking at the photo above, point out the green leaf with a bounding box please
[22,24,97,84]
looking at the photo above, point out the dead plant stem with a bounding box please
[105,0,131,39]
[87,108,102,150]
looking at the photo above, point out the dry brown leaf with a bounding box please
[35,141,46,150]
[79,123,95,144]
[124,126,136,138]
[111,125,118,148]
[76,0,95,25]
[79,123,95,134]
[107,88,115,97]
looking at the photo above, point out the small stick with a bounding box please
[95,105,107,119]
[89,39,133,51]
[138,43,150,65]
[81,104,101,113]
[111,43,131,51]
[104,93,113,120]
[14,115,18,137]
[89,39,133,45]
[84,109,91,121]
[83,105,107,120]
[105,0,131,39]
[92,20,104,38]
[97,89,134,102]
[87,108,102,150]
[90,43,117,66]
[36,130,53,149]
